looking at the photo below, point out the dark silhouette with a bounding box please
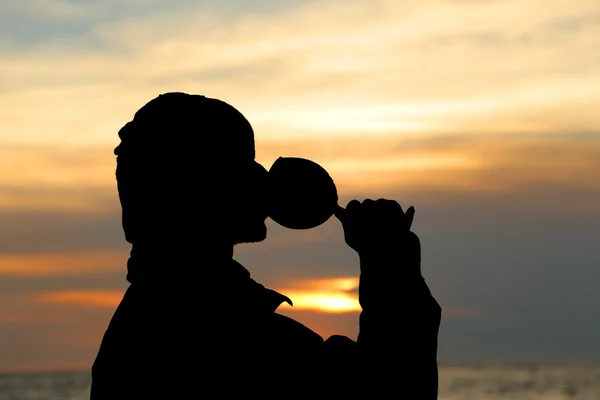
[91,92,442,399]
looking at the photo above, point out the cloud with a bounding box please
[0,293,112,372]
[9,279,478,359]
[0,0,88,21]
[0,143,117,212]
[1,0,599,146]
[0,251,127,277]
[31,278,361,313]
[0,271,126,297]
[2,132,598,212]
[26,278,481,316]
[0,210,125,254]
[1,0,600,369]
[276,277,360,313]
[0,133,598,285]
[1,175,597,368]
[37,289,125,308]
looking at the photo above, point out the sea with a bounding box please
[1,364,599,399]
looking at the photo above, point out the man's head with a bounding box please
[114,92,269,247]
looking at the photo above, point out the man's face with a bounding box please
[229,161,270,244]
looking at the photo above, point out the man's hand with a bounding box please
[335,199,419,276]
[336,198,415,254]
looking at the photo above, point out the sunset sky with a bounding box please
[1,0,599,372]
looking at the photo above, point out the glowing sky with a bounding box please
[0,0,599,372]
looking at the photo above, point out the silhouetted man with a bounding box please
[91,93,441,399]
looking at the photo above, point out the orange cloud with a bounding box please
[37,290,124,308]
[1,0,600,150]
[278,291,360,313]
[16,280,479,373]
[275,277,360,313]
[0,144,116,212]
[31,279,481,317]
[32,280,360,313]
[4,133,599,214]
[0,313,38,325]
[33,278,360,313]
[290,277,359,292]
[0,251,127,276]
[274,277,484,316]
[0,144,113,188]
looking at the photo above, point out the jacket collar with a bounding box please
[228,259,293,313]
[126,245,292,313]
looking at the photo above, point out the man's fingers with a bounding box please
[345,199,361,213]
[373,199,403,230]
[362,198,375,208]
[375,198,403,214]
[341,198,413,230]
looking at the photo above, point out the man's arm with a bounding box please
[328,199,442,398]
[358,249,441,398]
